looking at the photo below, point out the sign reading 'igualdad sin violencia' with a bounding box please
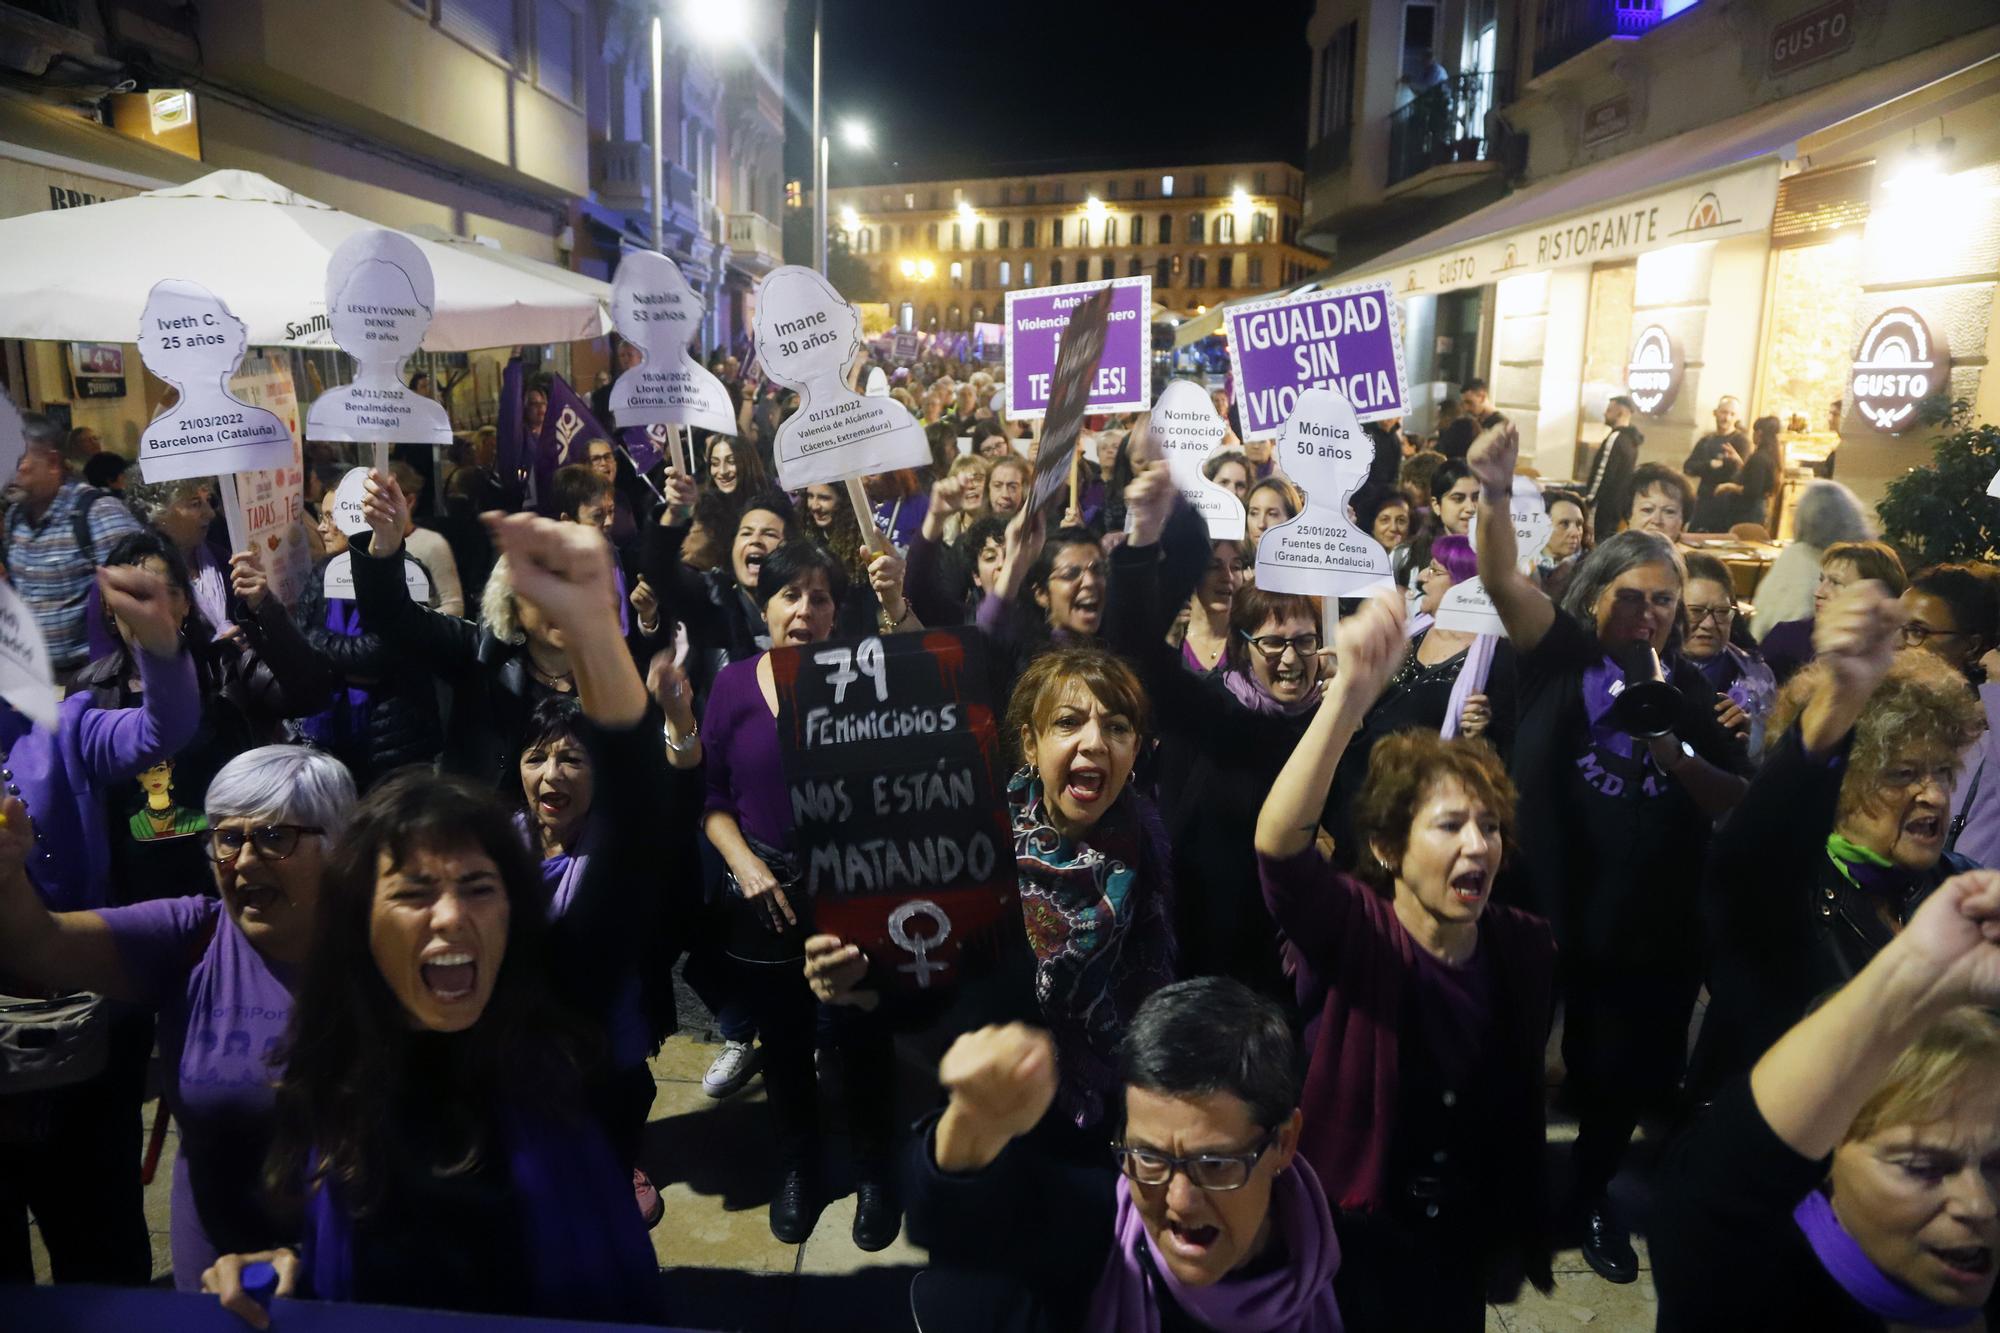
[1225,279,1409,439]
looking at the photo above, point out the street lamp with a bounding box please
[840,118,872,151]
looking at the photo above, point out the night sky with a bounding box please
[780,0,1316,186]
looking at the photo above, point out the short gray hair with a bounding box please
[205,746,357,843]
[1791,480,1875,551]
[481,554,522,643]
[124,476,214,527]
[1560,529,1687,629]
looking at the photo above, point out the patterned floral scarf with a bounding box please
[1009,767,1176,1129]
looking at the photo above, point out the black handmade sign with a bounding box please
[772,626,1014,990]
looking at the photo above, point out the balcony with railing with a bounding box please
[727,211,783,272]
[1534,0,1665,77]
[1386,72,1508,189]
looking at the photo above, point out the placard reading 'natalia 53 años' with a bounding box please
[773,627,1014,992]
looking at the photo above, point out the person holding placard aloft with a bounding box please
[1253,589,1556,1330]
[1465,421,1749,1286]
[351,470,576,793]
[698,538,908,1251]
[202,516,667,1327]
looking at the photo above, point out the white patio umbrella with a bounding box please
[0,169,608,350]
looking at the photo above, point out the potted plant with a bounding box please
[1875,396,2000,568]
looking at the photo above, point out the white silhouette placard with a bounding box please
[330,467,373,538]
[756,265,930,489]
[1988,467,2000,499]
[136,280,294,483]
[1435,478,1548,636]
[1151,379,1245,542]
[608,251,736,436]
[305,231,451,447]
[1253,386,1392,598]
[864,366,889,398]
[322,550,432,604]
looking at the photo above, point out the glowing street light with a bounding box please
[1230,186,1253,215]
[956,199,976,225]
[839,118,872,150]
[1084,194,1106,222]
[682,0,748,46]
[839,205,860,233]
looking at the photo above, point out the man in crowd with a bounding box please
[1,412,142,682]
[1583,394,1643,541]
[1683,395,1749,531]
[1435,378,1505,460]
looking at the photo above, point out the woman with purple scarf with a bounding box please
[1466,424,1750,1284]
[1103,497,1333,1006]
[905,978,1343,1333]
[201,516,664,1328]
[1654,868,2000,1331]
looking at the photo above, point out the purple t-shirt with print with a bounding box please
[96,895,294,1291]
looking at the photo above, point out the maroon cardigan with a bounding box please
[1259,845,1557,1296]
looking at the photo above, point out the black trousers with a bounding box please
[1563,961,1703,1201]
[1334,1208,1488,1332]
[731,955,896,1180]
[0,1009,154,1285]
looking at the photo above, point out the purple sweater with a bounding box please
[700,654,791,848]
[6,645,199,912]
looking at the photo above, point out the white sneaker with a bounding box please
[702,1039,762,1099]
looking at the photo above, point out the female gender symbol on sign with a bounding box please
[888,899,953,988]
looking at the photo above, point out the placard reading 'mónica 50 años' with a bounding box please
[773,627,1014,991]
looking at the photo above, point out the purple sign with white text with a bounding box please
[1003,276,1151,420]
[1224,279,1409,438]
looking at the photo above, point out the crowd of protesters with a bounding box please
[0,346,1996,1333]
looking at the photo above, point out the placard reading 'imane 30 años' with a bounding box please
[773,627,1014,991]
[1224,279,1409,439]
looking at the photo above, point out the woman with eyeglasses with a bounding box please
[904,979,1342,1333]
[1465,425,1749,1285]
[1899,563,2000,871]
[1754,540,1907,688]
[1325,533,1517,870]
[1675,552,1777,754]
[1255,591,1556,1330]
[0,745,353,1292]
[201,515,666,1326]
[1689,579,1985,1099]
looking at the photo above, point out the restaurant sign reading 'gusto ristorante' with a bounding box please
[1850,307,1949,436]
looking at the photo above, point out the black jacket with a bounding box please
[1688,725,1978,1098]
[293,555,446,788]
[350,536,563,791]
[1583,426,1642,540]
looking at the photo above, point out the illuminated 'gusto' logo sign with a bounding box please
[1852,307,1947,435]
[1625,325,1682,415]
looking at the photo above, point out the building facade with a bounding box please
[824,162,1327,334]
[0,0,783,447]
[1301,0,2000,512]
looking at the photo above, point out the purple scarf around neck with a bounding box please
[1221,665,1322,718]
[1793,1189,1981,1328]
[1085,1157,1345,1333]
[1439,633,1498,740]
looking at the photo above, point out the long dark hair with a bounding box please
[267,769,598,1215]
[99,529,222,687]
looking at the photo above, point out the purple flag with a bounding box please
[620,423,669,475]
[532,375,615,516]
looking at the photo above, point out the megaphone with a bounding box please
[1605,643,1682,739]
